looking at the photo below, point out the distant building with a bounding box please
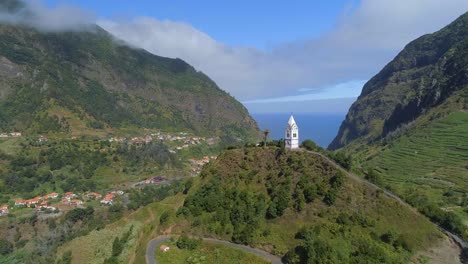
[159,245,170,252]
[86,192,102,199]
[100,193,115,205]
[0,205,9,215]
[69,199,83,206]
[285,115,299,150]
[15,199,26,206]
[43,192,59,199]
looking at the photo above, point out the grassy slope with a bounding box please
[367,110,468,225]
[155,240,269,264]
[329,12,468,149]
[179,147,441,260]
[56,194,185,264]
[0,22,260,141]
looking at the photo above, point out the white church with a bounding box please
[285,115,299,150]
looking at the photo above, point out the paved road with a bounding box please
[146,236,283,264]
[307,150,468,251]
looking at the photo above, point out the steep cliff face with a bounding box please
[329,12,468,149]
[0,22,260,140]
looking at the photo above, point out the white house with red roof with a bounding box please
[69,199,83,206]
[86,192,102,199]
[43,192,59,199]
[100,193,115,205]
[15,199,26,206]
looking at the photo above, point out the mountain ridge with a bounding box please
[329,11,468,150]
[0,19,260,140]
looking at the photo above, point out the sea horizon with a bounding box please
[251,112,345,148]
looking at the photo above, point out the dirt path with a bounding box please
[410,236,463,264]
[146,236,283,264]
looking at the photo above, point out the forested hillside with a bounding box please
[177,146,442,263]
[0,0,259,140]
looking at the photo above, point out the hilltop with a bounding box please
[176,146,444,263]
[0,1,259,140]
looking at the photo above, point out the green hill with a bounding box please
[328,12,468,241]
[178,147,442,263]
[0,1,259,140]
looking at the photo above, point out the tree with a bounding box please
[159,211,170,225]
[177,234,201,250]
[301,140,320,151]
[263,129,270,147]
[323,190,337,206]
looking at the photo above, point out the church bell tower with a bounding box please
[285,115,299,150]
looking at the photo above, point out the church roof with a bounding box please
[287,115,298,129]
[288,115,297,125]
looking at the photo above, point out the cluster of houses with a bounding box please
[7,190,125,215]
[188,156,217,174]
[108,135,153,144]
[61,192,83,206]
[14,192,59,211]
[0,132,22,138]
[108,132,218,154]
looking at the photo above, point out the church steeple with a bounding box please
[288,115,297,127]
[285,114,299,150]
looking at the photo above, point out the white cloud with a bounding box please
[99,0,468,102]
[0,0,94,32]
[98,18,305,100]
[244,80,367,103]
[2,0,467,107]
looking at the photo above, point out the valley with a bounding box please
[0,1,467,263]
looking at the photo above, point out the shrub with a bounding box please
[176,235,201,250]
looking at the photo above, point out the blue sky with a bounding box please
[21,1,468,113]
[44,0,351,50]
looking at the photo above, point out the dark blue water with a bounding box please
[251,113,344,148]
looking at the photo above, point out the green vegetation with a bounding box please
[366,111,468,239]
[176,235,202,250]
[284,226,405,264]
[328,11,468,242]
[0,16,259,140]
[330,12,468,149]
[178,147,441,262]
[104,225,134,264]
[0,2,262,262]
[155,239,269,264]
[0,138,181,200]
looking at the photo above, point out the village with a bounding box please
[0,130,220,218]
[0,130,219,150]
[0,190,127,217]
[108,131,219,152]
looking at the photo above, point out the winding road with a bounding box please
[146,236,283,264]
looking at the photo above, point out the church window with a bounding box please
[287,133,290,138]
[293,133,297,138]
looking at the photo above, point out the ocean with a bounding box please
[251,113,345,148]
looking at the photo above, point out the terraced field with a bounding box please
[369,111,468,221]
